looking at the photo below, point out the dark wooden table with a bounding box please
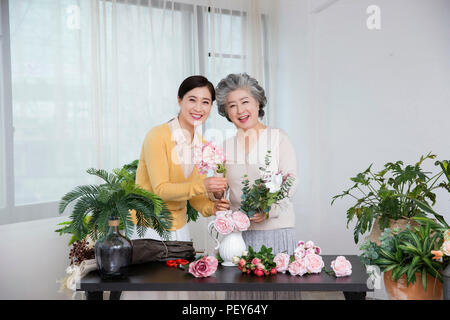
[78,255,373,300]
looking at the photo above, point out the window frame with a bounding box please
[0,0,271,225]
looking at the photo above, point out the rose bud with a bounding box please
[246,269,251,275]
[270,268,277,275]
[239,258,246,267]
[255,269,264,277]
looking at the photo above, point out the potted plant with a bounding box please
[331,153,450,244]
[359,217,448,299]
[58,166,173,279]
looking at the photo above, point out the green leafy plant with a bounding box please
[123,159,200,223]
[57,166,173,242]
[359,217,448,290]
[240,151,294,218]
[331,153,450,243]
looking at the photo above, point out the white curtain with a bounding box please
[3,0,278,298]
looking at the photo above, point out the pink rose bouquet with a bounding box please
[288,240,324,276]
[213,210,250,235]
[330,256,352,277]
[187,256,218,278]
[194,141,226,176]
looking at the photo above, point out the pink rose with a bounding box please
[294,247,306,260]
[274,253,290,274]
[314,246,321,255]
[251,258,261,265]
[305,248,316,256]
[288,258,307,276]
[214,211,235,235]
[239,258,246,267]
[305,241,314,249]
[297,241,305,247]
[231,211,251,231]
[331,256,352,277]
[189,256,218,278]
[256,263,265,271]
[304,254,324,274]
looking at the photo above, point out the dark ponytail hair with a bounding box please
[178,75,215,102]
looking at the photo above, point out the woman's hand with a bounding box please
[249,212,266,223]
[204,177,228,194]
[213,198,230,214]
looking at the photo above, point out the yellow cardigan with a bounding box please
[131,122,215,231]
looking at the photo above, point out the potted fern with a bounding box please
[331,153,450,244]
[58,166,172,278]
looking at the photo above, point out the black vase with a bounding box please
[95,218,133,279]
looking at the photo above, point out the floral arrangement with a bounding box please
[232,246,278,277]
[213,210,251,235]
[194,141,226,176]
[240,150,294,218]
[232,240,353,278]
[183,255,219,278]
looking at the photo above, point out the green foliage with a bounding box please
[57,163,173,243]
[238,245,277,272]
[359,217,448,291]
[332,153,450,243]
[240,151,294,218]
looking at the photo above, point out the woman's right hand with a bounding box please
[204,177,228,194]
[213,198,231,214]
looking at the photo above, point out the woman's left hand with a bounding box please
[213,198,230,214]
[249,212,266,223]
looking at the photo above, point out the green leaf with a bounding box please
[421,268,427,291]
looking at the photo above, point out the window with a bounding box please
[0,0,272,224]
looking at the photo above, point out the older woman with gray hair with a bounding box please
[213,73,301,299]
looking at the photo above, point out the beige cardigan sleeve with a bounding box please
[267,130,298,219]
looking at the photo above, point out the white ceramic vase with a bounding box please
[208,222,247,266]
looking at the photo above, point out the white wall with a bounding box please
[0,216,73,299]
[276,0,450,299]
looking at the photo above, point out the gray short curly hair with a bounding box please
[215,73,267,122]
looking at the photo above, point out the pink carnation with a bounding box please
[304,254,324,274]
[331,256,352,277]
[288,258,307,276]
[231,211,250,231]
[274,253,290,274]
[189,256,218,278]
[194,142,225,175]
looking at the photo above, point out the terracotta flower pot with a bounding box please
[367,217,419,245]
[384,270,443,300]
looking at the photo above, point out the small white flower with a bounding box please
[266,173,283,193]
[232,256,241,265]
[242,250,248,257]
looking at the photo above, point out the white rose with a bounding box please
[266,173,283,193]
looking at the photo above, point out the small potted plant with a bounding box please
[58,166,173,279]
[359,217,448,300]
[331,153,449,244]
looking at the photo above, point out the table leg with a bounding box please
[343,291,366,300]
[109,291,122,300]
[85,291,104,300]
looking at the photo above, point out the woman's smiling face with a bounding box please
[178,86,213,127]
[225,88,260,130]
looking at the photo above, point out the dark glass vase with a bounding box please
[95,218,133,279]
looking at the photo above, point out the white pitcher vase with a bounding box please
[207,221,247,267]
